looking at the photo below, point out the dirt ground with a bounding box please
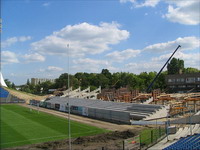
[5,88,48,103]
[5,129,142,150]
[4,104,148,150]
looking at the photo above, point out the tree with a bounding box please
[101,69,112,79]
[54,73,69,88]
[96,74,109,88]
[184,67,200,74]
[154,71,167,90]
[40,81,53,94]
[167,58,184,74]
[26,79,30,85]
[11,83,16,89]
[4,79,12,88]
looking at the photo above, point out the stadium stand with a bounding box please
[39,97,168,123]
[193,124,200,134]
[0,87,25,103]
[0,87,9,98]
[61,86,101,99]
[0,87,9,103]
[142,97,154,104]
[163,134,200,150]
[148,124,200,150]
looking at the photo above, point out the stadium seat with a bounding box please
[163,134,200,150]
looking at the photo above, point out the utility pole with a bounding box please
[67,44,71,150]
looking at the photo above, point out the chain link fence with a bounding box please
[139,126,166,149]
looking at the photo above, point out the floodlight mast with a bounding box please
[67,44,71,150]
[146,45,181,93]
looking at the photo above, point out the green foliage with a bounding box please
[167,57,184,74]
[184,67,200,74]
[19,69,168,94]
[0,104,108,148]
[4,79,16,89]
[17,61,199,95]
[26,79,30,85]
[4,79,12,88]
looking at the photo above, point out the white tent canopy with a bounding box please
[0,72,8,87]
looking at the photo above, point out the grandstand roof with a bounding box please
[0,72,7,87]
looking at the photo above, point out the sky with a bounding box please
[1,0,200,85]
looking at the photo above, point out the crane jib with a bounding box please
[146,45,181,93]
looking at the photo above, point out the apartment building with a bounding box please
[31,78,55,85]
[165,73,200,93]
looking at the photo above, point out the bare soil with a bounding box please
[5,88,48,103]
[5,129,142,150]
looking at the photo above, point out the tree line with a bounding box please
[5,58,200,95]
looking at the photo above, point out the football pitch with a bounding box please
[0,104,108,148]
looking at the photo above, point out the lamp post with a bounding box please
[189,109,192,135]
[67,44,71,150]
[166,107,170,141]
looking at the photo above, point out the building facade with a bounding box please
[165,73,200,93]
[31,78,55,85]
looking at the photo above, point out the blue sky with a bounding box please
[1,0,200,85]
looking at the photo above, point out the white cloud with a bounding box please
[106,49,140,62]
[120,0,200,25]
[18,36,32,42]
[47,66,63,72]
[72,58,111,73]
[2,36,32,48]
[152,51,200,69]
[120,0,136,3]
[1,51,19,64]
[164,1,200,25]
[1,51,45,65]
[125,62,162,73]
[135,0,160,8]
[22,53,45,63]
[31,22,129,57]
[43,2,50,7]
[143,36,200,53]
[120,0,160,7]
[39,66,63,72]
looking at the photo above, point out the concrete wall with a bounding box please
[88,108,130,124]
[170,115,200,124]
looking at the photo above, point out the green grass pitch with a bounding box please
[0,104,108,148]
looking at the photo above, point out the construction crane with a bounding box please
[146,45,181,93]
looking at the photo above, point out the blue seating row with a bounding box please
[164,134,200,150]
[0,87,9,98]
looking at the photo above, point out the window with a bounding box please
[169,85,176,88]
[187,85,195,88]
[176,78,184,82]
[186,77,195,83]
[178,85,186,88]
[197,77,200,82]
[168,79,175,83]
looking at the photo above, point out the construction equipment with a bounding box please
[146,45,181,93]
